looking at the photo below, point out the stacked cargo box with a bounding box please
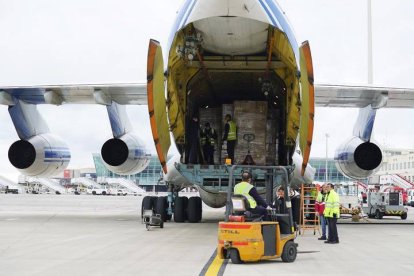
[233,101,268,165]
[266,110,279,165]
[199,102,278,165]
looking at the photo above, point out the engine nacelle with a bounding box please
[101,133,150,175]
[335,137,382,180]
[8,133,70,177]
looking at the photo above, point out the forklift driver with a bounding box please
[234,172,271,219]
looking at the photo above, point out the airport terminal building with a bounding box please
[92,154,166,192]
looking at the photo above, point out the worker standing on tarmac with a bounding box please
[315,184,328,240]
[234,172,271,218]
[222,114,237,164]
[324,183,340,244]
[200,122,217,165]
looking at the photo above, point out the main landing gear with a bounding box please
[141,188,202,224]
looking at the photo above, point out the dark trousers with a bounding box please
[250,206,270,221]
[189,141,199,164]
[327,217,339,242]
[226,140,236,164]
[202,144,214,165]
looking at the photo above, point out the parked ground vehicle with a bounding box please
[362,191,408,220]
[5,187,19,194]
[407,189,414,207]
[86,188,107,195]
[117,189,128,196]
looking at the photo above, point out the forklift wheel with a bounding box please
[281,241,297,263]
[401,213,407,220]
[229,249,243,264]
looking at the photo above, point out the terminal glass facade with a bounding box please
[92,154,164,188]
[308,158,367,184]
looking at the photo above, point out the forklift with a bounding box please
[217,165,298,264]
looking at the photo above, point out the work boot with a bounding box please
[318,236,326,240]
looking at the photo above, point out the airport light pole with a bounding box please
[325,133,329,183]
[367,0,373,84]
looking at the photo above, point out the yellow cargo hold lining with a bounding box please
[167,24,301,160]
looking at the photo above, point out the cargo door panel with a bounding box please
[147,39,171,173]
[299,41,315,176]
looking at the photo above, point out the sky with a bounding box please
[0,0,414,181]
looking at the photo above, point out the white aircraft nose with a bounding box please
[184,0,272,27]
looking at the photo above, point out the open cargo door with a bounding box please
[299,41,315,177]
[147,39,171,173]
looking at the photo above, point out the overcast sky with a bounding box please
[0,0,414,181]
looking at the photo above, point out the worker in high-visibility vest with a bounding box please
[323,183,340,244]
[200,122,217,165]
[222,114,237,164]
[315,184,328,240]
[234,172,270,218]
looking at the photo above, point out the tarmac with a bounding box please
[0,193,413,276]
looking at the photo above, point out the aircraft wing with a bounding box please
[3,83,414,108]
[0,83,147,105]
[314,84,414,108]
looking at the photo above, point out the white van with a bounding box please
[407,189,414,207]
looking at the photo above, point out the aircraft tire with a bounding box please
[141,196,154,218]
[187,197,200,223]
[156,196,168,222]
[174,196,187,223]
[195,196,202,222]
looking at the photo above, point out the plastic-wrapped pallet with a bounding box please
[199,107,222,164]
[265,109,279,165]
[233,101,268,165]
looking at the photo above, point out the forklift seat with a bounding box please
[231,194,251,215]
[231,194,263,222]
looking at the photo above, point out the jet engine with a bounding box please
[101,133,150,175]
[8,133,70,177]
[334,137,382,180]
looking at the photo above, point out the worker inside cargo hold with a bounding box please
[200,122,217,165]
[222,114,237,164]
[188,115,200,164]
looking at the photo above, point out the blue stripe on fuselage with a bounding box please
[259,0,300,64]
[45,149,71,159]
[168,0,197,49]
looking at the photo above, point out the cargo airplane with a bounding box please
[1,0,414,222]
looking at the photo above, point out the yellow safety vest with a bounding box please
[323,190,340,218]
[201,128,215,145]
[234,181,257,209]
[227,121,237,141]
[316,192,325,203]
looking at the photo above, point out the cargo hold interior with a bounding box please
[184,69,289,166]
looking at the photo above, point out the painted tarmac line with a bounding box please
[200,250,228,276]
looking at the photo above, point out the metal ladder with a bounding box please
[299,184,320,235]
